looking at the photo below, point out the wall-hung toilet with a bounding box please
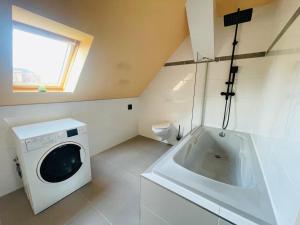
[152,122,171,141]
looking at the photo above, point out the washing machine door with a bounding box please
[38,142,85,183]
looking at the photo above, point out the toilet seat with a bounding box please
[152,122,171,132]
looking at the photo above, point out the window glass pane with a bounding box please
[13,27,73,86]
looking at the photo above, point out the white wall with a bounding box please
[139,3,279,140]
[0,98,138,197]
[138,1,300,224]
[138,37,206,140]
[251,52,300,225]
[207,52,300,225]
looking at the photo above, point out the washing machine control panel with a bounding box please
[67,128,78,137]
[25,126,87,152]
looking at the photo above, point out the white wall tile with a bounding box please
[0,98,139,197]
[139,62,207,141]
[166,38,193,63]
[138,1,300,223]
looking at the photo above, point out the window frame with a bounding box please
[12,21,80,92]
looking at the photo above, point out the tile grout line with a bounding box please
[165,6,300,68]
[164,52,266,67]
[90,203,113,225]
[79,154,143,224]
[266,6,300,54]
[77,189,113,225]
[93,156,141,178]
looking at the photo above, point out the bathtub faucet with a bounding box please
[219,131,226,137]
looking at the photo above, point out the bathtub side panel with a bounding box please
[141,177,220,225]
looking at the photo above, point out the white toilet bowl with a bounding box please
[152,122,171,141]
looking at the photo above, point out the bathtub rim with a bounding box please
[142,126,277,225]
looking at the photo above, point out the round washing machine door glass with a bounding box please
[38,142,86,183]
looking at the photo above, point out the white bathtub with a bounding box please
[142,127,276,225]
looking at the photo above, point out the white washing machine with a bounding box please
[12,118,91,214]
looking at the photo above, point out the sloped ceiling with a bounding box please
[216,0,274,16]
[0,0,275,106]
[0,0,188,105]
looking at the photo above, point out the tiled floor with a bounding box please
[0,136,170,225]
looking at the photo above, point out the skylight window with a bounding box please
[13,23,78,92]
[12,5,94,93]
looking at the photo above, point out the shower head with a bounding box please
[224,8,253,27]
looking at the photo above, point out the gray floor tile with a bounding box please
[65,204,111,225]
[0,135,170,225]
